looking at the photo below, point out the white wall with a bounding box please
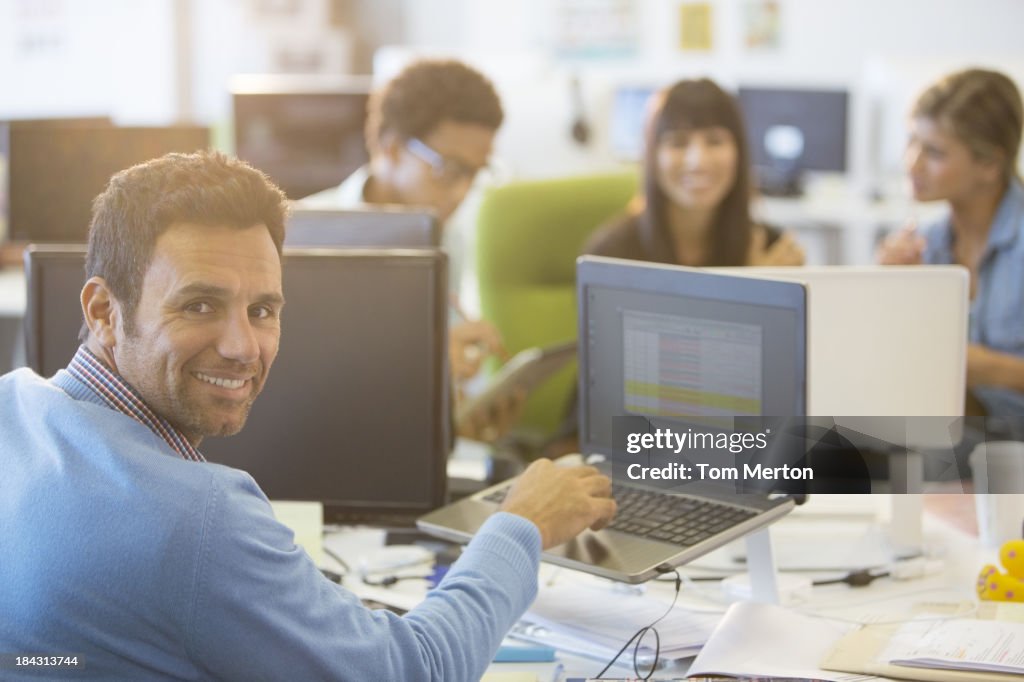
[394,0,1024,184]
[0,0,353,130]
[0,0,176,123]
[0,0,1021,180]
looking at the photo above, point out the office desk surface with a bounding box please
[322,495,991,680]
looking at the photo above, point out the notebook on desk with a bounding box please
[418,258,806,583]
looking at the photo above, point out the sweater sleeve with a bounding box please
[186,469,540,682]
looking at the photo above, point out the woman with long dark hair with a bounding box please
[585,78,804,266]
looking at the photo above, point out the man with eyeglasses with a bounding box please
[303,58,520,443]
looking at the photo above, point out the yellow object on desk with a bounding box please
[977,539,1024,602]
[269,501,324,566]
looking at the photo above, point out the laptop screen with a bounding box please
[577,256,806,457]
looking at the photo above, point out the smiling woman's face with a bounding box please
[655,125,739,213]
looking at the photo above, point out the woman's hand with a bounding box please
[877,222,925,265]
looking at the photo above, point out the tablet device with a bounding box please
[456,340,576,426]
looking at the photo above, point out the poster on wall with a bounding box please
[742,0,782,51]
[553,0,640,59]
[678,2,714,52]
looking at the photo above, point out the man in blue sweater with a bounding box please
[0,151,615,681]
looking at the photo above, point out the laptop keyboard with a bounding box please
[482,483,757,546]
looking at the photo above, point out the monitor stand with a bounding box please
[720,526,812,605]
[756,165,804,198]
[745,527,781,603]
[887,450,924,558]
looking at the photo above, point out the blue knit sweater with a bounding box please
[0,367,540,681]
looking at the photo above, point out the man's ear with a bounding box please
[81,276,121,351]
[375,131,403,168]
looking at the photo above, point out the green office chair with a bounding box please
[476,171,639,438]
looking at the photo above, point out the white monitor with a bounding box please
[710,266,967,417]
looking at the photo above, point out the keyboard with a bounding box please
[482,483,757,546]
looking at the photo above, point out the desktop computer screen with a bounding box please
[609,85,656,161]
[25,247,450,523]
[202,249,449,521]
[577,256,807,457]
[233,77,371,200]
[23,244,87,378]
[6,124,209,243]
[737,86,848,195]
[284,206,439,249]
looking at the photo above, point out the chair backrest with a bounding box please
[475,171,638,436]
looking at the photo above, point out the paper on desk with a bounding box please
[519,583,717,660]
[687,601,885,681]
[882,618,1024,675]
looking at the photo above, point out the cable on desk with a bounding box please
[594,567,682,681]
[361,573,428,588]
[811,568,889,587]
[322,545,352,576]
[361,564,450,588]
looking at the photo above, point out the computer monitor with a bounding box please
[6,124,209,243]
[25,247,450,524]
[23,244,87,377]
[717,266,967,418]
[713,266,967,453]
[577,256,807,459]
[284,206,440,249]
[202,249,449,522]
[737,86,849,196]
[609,85,656,161]
[1,119,114,245]
[232,75,371,200]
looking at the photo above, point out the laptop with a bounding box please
[418,256,806,583]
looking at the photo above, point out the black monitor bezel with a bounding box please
[575,255,807,458]
[6,124,210,244]
[736,85,850,174]
[284,206,441,249]
[23,243,87,377]
[24,245,450,524]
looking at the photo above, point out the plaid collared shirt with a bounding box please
[66,346,205,462]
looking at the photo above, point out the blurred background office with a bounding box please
[3,0,1023,255]
[2,0,1023,438]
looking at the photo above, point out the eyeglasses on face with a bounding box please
[405,137,490,185]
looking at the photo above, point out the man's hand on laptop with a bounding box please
[500,459,616,550]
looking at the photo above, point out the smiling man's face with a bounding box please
[108,222,284,445]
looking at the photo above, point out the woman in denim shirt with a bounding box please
[879,69,1024,418]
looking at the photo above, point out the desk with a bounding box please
[754,186,946,265]
[323,495,991,680]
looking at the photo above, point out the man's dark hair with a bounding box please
[80,150,288,341]
[365,59,504,151]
